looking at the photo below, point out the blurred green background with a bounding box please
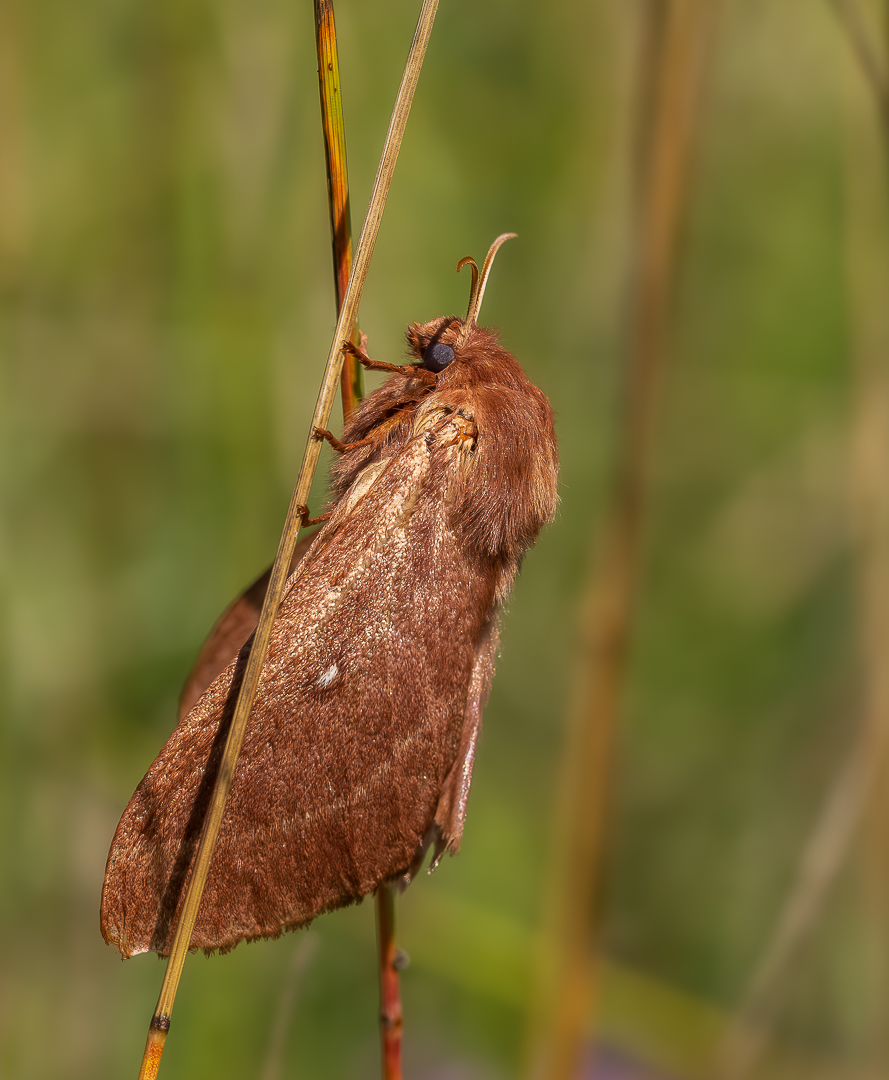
[3,0,889,1077]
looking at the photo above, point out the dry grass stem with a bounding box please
[259,935,320,1080]
[711,746,876,1080]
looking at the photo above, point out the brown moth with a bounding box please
[100,235,558,958]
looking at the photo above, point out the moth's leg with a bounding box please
[296,503,333,527]
[343,338,372,365]
[441,426,477,451]
[344,341,437,387]
[425,407,478,451]
[313,427,374,454]
[450,409,479,448]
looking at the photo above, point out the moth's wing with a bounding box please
[178,533,316,721]
[432,613,500,859]
[101,417,494,958]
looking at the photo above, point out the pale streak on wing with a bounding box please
[290,435,430,645]
[283,407,475,658]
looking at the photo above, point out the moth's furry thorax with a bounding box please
[331,320,558,579]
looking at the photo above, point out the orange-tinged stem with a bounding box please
[136,1023,167,1080]
[376,885,404,1080]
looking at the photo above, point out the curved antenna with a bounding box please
[457,232,517,344]
[456,255,479,310]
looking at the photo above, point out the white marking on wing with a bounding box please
[317,663,338,688]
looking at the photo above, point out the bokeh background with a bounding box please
[4,0,889,1077]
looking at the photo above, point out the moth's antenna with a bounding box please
[457,232,517,345]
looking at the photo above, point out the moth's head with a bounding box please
[406,234,524,383]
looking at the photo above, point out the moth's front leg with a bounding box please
[343,341,437,387]
[313,427,374,454]
[296,503,332,527]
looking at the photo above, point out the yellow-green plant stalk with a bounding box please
[315,0,364,415]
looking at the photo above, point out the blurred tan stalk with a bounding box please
[712,11,889,1078]
[525,3,715,1078]
[829,0,889,135]
[839,43,889,1062]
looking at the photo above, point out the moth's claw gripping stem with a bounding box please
[296,504,332,528]
[343,339,373,366]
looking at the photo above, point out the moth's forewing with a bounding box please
[101,325,558,959]
[102,411,496,956]
[178,533,316,720]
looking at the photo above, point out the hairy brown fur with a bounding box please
[100,319,558,958]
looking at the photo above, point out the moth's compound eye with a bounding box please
[421,342,455,373]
